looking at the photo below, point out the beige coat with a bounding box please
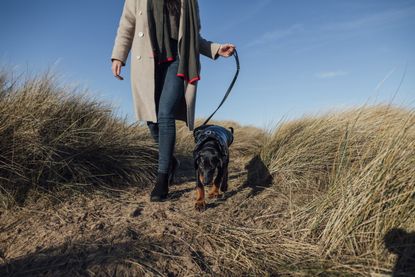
[111,0,221,131]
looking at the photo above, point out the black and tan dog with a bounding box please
[192,124,234,211]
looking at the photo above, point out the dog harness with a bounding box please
[193,125,234,169]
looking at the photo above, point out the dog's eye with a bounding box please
[200,158,214,168]
[200,158,208,166]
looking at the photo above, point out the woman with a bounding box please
[111,0,236,202]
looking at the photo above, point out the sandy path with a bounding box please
[0,156,252,276]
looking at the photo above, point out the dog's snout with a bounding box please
[202,170,215,185]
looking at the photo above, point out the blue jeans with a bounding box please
[147,45,184,174]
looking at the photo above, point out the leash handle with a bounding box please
[201,48,240,126]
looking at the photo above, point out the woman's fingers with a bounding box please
[220,43,236,57]
[112,61,124,80]
[115,66,124,80]
[112,63,118,76]
[227,44,236,55]
[226,43,235,50]
[116,64,121,76]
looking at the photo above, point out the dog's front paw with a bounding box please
[208,184,222,199]
[194,200,206,212]
[208,191,222,199]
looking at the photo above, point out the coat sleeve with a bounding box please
[199,34,221,60]
[111,0,136,66]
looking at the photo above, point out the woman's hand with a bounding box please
[218,43,236,57]
[112,59,124,80]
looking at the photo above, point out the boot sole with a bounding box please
[150,194,169,202]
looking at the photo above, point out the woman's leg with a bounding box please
[146,55,164,145]
[146,121,159,144]
[157,55,184,174]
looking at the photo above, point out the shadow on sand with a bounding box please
[206,154,273,209]
[384,228,415,276]
[0,229,212,276]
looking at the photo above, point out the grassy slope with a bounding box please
[0,72,414,276]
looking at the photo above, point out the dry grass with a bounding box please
[0,70,414,276]
[0,70,158,209]
[257,105,415,275]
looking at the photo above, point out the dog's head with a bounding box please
[194,140,224,186]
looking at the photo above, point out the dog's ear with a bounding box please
[193,129,199,142]
[193,125,207,141]
[193,151,200,170]
[217,156,224,169]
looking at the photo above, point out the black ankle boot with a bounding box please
[168,156,180,185]
[150,172,169,202]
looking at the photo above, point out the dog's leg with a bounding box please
[195,170,206,211]
[209,166,223,199]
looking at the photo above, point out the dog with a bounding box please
[192,124,234,211]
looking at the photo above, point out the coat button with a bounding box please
[138,31,144,37]
[139,10,143,15]
[136,55,141,60]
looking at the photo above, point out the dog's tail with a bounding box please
[228,126,234,134]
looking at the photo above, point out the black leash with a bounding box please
[200,48,240,127]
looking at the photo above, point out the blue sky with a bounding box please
[1,0,414,130]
